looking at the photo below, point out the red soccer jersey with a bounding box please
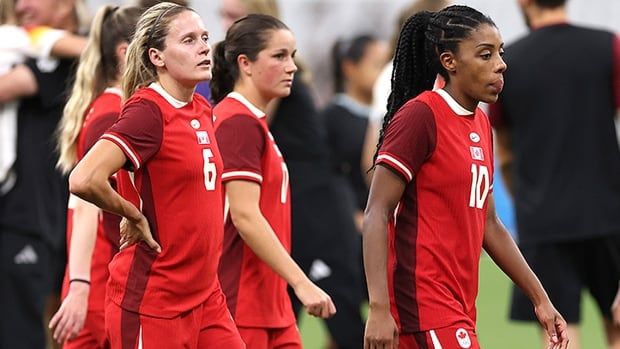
[213,92,295,328]
[376,89,494,333]
[101,83,224,318]
[61,89,123,312]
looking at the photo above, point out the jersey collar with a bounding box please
[149,82,189,109]
[435,89,474,116]
[104,87,122,97]
[227,92,266,118]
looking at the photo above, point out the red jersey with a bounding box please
[213,92,295,328]
[102,83,224,318]
[376,89,494,333]
[61,89,123,312]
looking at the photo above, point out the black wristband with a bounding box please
[69,278,91,286]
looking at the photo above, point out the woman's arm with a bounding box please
[225,179,336,319]
[483,194,568,349]
[362,165,405,349]
[48,197,99,343]
[69,139,160,252]
[0,65,37,103]
[50,33,87,58]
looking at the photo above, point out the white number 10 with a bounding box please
[469,164,489,209]
[203,149,216,191]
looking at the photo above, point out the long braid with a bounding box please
[373,5,495,162]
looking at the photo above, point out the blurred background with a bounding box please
[87,0,620,105]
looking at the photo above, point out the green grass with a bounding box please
[299,255,607,349]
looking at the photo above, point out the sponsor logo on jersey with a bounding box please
[190,119,201,129]
[455,328,472,348]
[470,146,484,161]
[196,131,210,145]
[469,132,480,143]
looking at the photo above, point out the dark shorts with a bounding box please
[0,231,55,348]
[510,236,620,324]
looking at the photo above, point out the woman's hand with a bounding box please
[534,301,569,349]
[48,282,90,343]
[364,305,399,349]
[293,279,336,318]
[119,215,161,252]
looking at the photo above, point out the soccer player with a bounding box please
[362,5,569,349]
[68,3,244,348]
[210,14,336,349]
[48,5,142,347]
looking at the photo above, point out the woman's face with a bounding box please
[246,29,297,100]
[448,23,507,106]
[220,0,247,31]
[154,10,212,87]
[345,40,389,97]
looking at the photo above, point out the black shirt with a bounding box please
[0,58,74,249]
[490,24,620,244]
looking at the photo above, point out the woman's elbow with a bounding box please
[68,165,95,198]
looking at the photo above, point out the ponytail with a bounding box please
[57,5,115,173]
[57,5,142,173]
[210,41,235,104]
[374,11,435,162]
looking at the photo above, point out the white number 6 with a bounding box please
[203,149,217,191]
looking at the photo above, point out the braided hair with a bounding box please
[374,5,496,161]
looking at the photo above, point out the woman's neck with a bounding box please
[234,81,269,111]
[345,85,372,106]
[442,85,477,112]
[157,75,194,102]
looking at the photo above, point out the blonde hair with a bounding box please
[57,5,142,173]
[0,0,16,24]
[122,2,190,99]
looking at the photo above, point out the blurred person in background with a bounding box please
[68,3,245,348]
[48,5,142,348]
[218,2,367,348]
[323,34,388,232]
[489,0,620,348]
[364,5,569,349]
[318,33,389,348]
[0,0,88,347]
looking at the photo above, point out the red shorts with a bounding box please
[238,324,302,349]
[400,326,480,349]
[64,310,107,349]
[105,288,244,349]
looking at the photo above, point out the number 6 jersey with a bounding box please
[376,89,494,333]
[101,83,225,318]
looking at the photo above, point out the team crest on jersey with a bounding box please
[190,119,201,129]
[470,146,484,161]
[196,131,210,145]
[469,132,480,143]
[455,328,472,348]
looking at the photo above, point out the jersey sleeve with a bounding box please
[79,112,119,159]
[101,99,163,171]
[376,101,436,182]
[215,115,265,184]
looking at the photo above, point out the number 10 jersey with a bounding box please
[376,89,494,333]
